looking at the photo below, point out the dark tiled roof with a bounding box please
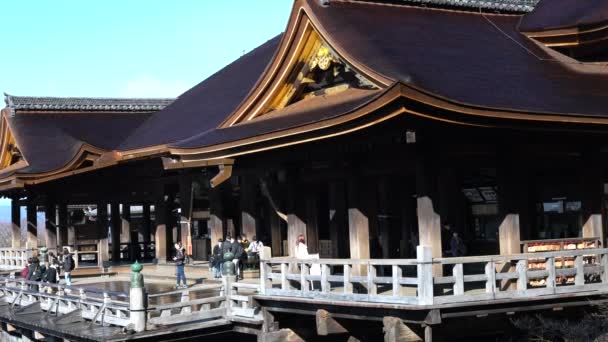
[118,35,282,150]
[307,0,608,117]
[173,89,382,149]
[393,0,538,12]
[519,0,608,32]
[3,94,174,113]
[1,112,152,177]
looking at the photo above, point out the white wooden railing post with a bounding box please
[300,262,310,294]
[392,265,402,297]
[417,246,433,305]
[602,254,608,283]
[485,261,496,295]
[516,259,528,291]
[259,261,270,295]
[453,264,464,296]
[574,255,585,286]
[280,263,289,290]
[546,257,556,289]
[321,264,330,293]
[222,274,236,317]
[343,264,353,294]
[367,263,377,296]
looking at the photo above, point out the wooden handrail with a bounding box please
[260,247,608,306]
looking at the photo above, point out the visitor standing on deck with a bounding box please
[295,234,309,259]
[173,242,187,288]
[247,236,264,256]
[212,238,223,278]
[232,236,245,280]
[62,249,75,286]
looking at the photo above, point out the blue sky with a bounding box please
[0,1,292,206]
[1,0,293,98]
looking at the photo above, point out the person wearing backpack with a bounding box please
[62,249,75,286]
[231,236,245,281]
[42,260,59,292]
[28,257,45,292]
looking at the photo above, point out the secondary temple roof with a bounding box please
[4,94,173,114]
[1,0,608,188]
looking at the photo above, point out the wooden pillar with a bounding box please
[110,203,121,262]
[209,184,225,245]
[44,203,57,251]
[287,181,307,258]
[400,180,416,258]
[581,149,604,244]
[378,177,391,259]
[154,199,167,263]
[179,176,193,257]
[347,178,370,275]
[142,204,151,244]
[57,204,68,249]
[305,189,320,254]
[10,197,21,248]
[26,202,37,250]
[416,153,442,276]
[240,176,258,241]
[97,202,109,266]
[269,206,283,256]
[328,181,348,258]
[121,205,131,244]
[498,152,524,251]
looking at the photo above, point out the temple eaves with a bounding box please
[3,93,174,114]
[349,0,539,12]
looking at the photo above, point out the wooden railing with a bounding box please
[0,276,130,327]
[145,276,261,327]
[260,247,608,306]
[0,248,30,268]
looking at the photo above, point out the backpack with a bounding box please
[19,267,28,279]
[31,265,41,281]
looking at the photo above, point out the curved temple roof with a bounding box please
[518,0,608,32]
[4,94,173,114]
[2,0,608,188]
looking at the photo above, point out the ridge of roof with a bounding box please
[3,93,174,114]
[337,0,539,13]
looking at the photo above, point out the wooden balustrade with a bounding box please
[260,247,608,306]
[0,248,29,268]
[0,276,130,327]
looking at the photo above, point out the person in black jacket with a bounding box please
[231,236,245,280]
[222,236,233,255]
[28,257,45,292]
[173,242,187,288]
[211,238,223,278]
[43,260,59,290]
[62,249,75,286]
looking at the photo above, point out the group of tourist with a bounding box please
[20,248,76,290]
[209,235,264,280]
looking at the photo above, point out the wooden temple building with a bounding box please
[1,0,608,340]
[2,0,608,267]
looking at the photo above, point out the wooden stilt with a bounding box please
[347,178,370,276]
[11,197,21,248]
[26,202,37,252]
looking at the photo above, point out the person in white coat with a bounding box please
[295,234,309,259]
[294,234,320,289]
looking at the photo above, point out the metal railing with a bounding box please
[260,247,608,306]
